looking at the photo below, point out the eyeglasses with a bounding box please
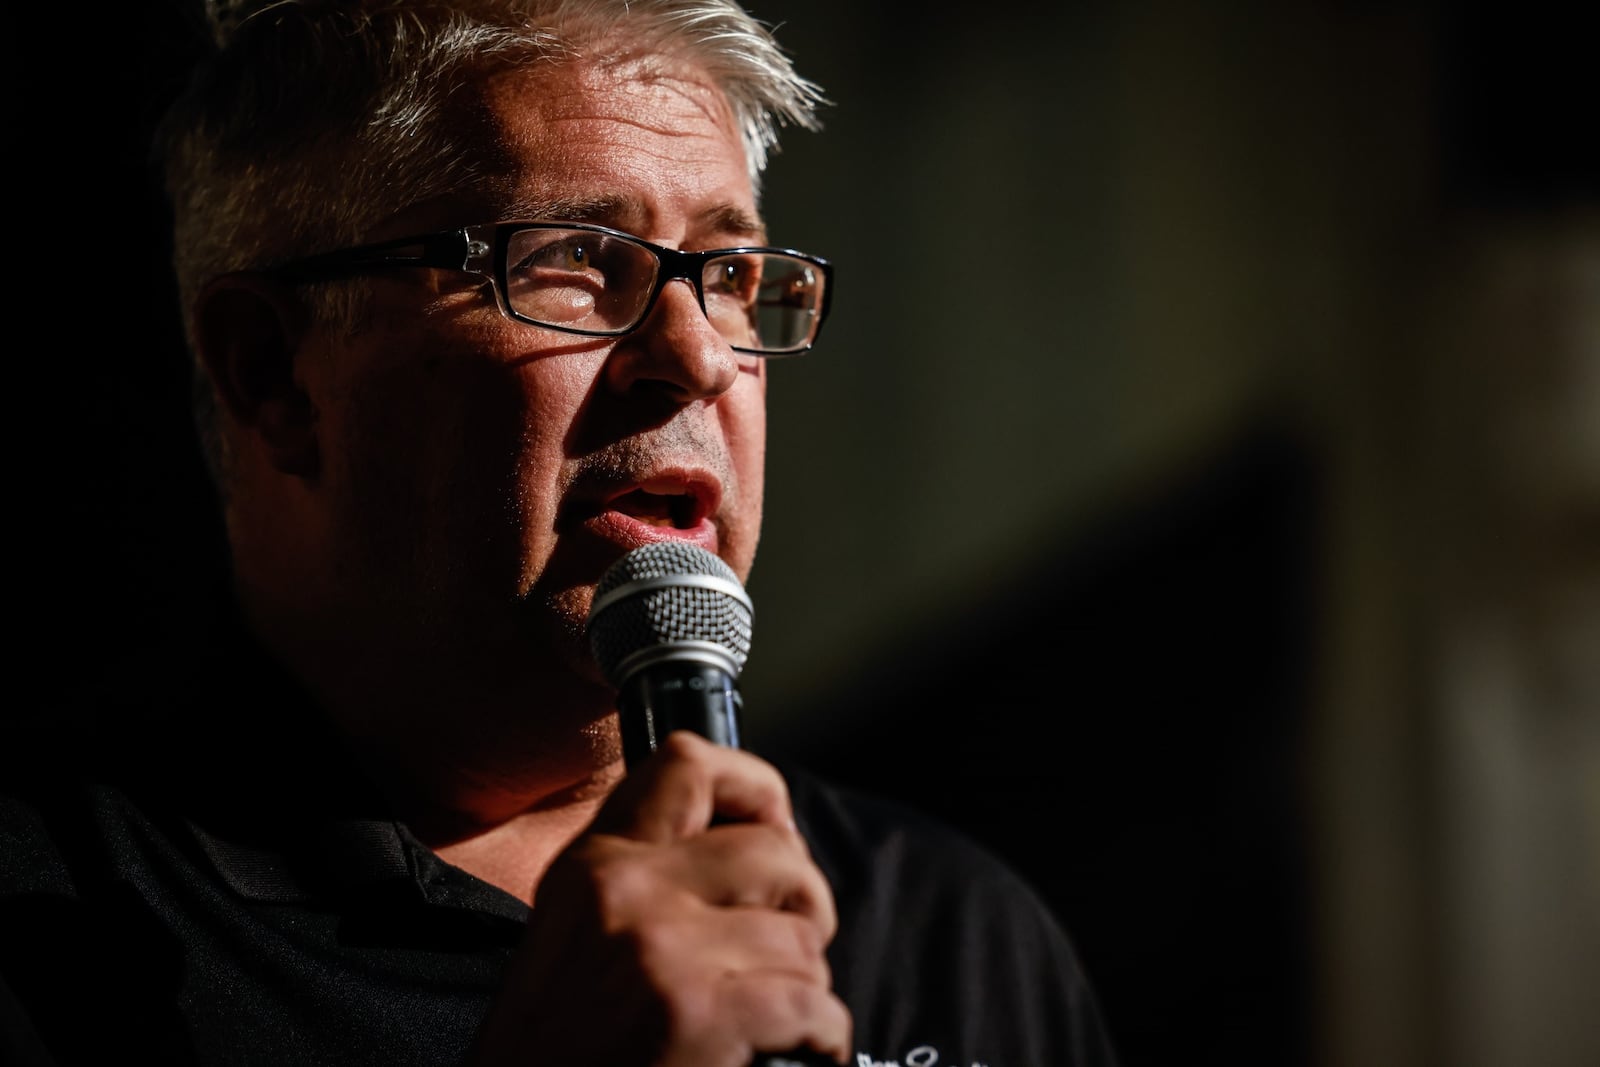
[268,220,833,356]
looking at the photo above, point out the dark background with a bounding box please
[15,4,1597,1067]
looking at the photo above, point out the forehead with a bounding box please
[390,54,758,238]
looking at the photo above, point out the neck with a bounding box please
[349,708,628,902]
[232,581,630,900]
[429,761,624,902]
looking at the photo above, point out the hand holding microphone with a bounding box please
[470,544,850,1067]
[586,543,848,1067]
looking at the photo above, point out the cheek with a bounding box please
[510,362,597,537]
[738,363,769,477]
[325,327,590,589]
[330,361,519,586]
[731,397,766,498]
[722,369,768,572]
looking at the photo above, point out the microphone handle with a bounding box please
[617,662,838,1067]
[618,659,745,769]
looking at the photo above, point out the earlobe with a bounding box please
[193,274,320,478]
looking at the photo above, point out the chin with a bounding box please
[531,581,612,688]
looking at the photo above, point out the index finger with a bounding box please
[591,731,797,842]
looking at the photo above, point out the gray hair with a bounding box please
[156,0,823,485]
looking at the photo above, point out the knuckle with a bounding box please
[657,978,731,1057]
[656,729,714,763]
[782,911,830,966]
[573,844,662,925]
[725,972,840,1041]
[626,911,690,966]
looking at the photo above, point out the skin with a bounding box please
[194,53,850,1066]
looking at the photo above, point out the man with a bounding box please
[2,2,1118,1064]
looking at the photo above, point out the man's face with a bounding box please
[292,57,768,701]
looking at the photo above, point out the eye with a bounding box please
[512,236,604,277]
[779,265,818,305]
[502,228,660,329]
[708,255,762,299]
[557,242,589,270]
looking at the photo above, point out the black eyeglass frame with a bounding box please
[267,220,834,356]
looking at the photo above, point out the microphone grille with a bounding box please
[586,542,753,686]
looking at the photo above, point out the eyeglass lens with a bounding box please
[502,227,823,352]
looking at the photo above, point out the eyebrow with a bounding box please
[503,194,768,244]
[699,203,767,243]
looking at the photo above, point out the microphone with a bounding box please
[586,544,835,1067]
[586,541,754,769]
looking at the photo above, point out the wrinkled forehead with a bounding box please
[488,49,741,138]
[387,51,750,233]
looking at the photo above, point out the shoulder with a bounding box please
[780,762,1074,950]
[778,763,1122,1067]
[783,761,1034,903]
[0,716,156,898]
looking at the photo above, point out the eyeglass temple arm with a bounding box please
[271,229,477,281]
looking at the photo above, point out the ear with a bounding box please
[192,273,320,478]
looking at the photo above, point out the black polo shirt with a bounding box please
[1,622,1118,1066]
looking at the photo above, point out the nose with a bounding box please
[602,278,740,402]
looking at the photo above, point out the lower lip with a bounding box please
[581,510,720,555]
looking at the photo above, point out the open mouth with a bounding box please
[605,487,703,529]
